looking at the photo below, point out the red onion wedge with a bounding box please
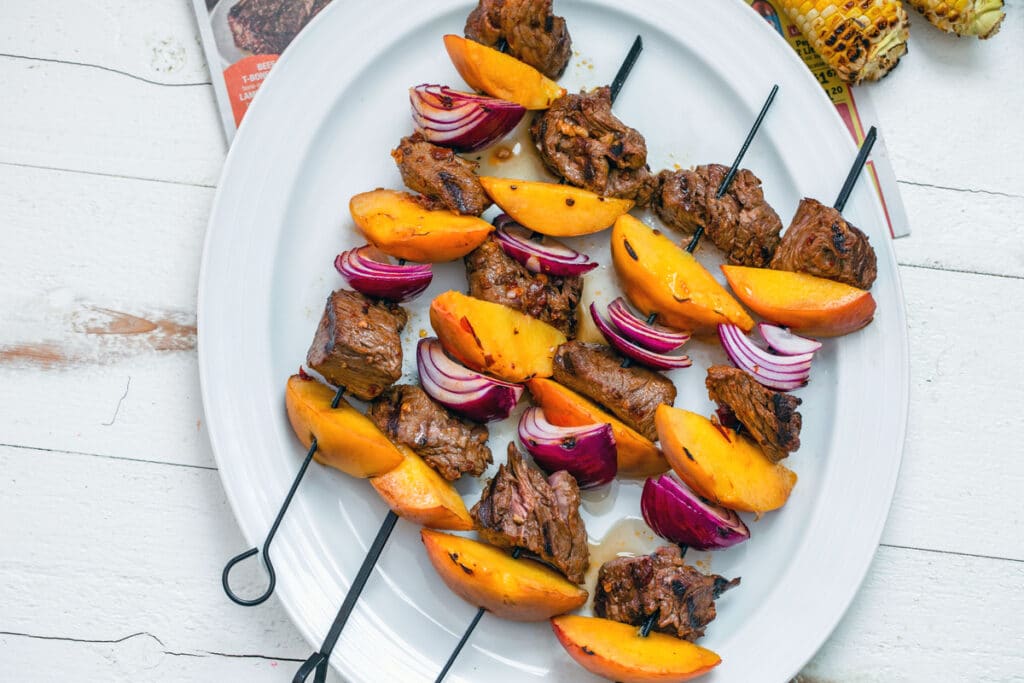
[718,323,813,391]
[758,323,823,355]
[589,303,692,370]
[417,338,523,422]
[642,472,750,550]
[607,297,690,353]
[335,245,432,302]
[410,84,526,153]
[518,407,617,489]
[493,215,598,277]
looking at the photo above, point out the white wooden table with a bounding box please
[2,2,1022,681]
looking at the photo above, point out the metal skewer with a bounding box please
[436,37,644,682]
[686,84,779,254]
[222,384,346,606]
[833,126,877,213]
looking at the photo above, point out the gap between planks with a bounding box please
[0,52,212,88]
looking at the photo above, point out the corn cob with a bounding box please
[905,0,1005,38]
[777,0,911,84]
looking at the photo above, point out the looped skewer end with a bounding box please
[292,652,329,683]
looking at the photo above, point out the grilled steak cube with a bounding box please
[464,234,582,337]
[654,164,783,268]
[552,341,676,441]
[391,134,491,216]
[705,365,802,463]
[593,545,739,641]
[531,87,657,205]
[305,289,407,401]
[771,197,877,290]
[368,384,492,481]
[228,0,331,55]
[465,0,572,79]
[471,444,589,583]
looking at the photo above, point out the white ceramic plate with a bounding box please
[198,1,909,681]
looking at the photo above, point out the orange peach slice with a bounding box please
[527,378,668,478]
[551,615,721,683]
[443,35,565,110]
[429,291,566,383]
[721,265,876,337]
[285,375,403,478]
[349,189,493,263]
[611,214,754,334]
[420,529,588,621]
[656,405,796,514]
[478,177,635,236]
[370,445,473,530]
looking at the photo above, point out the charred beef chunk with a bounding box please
[705,366,802,463]
[471,444,589,583]
[306,289,407,401]
[531,87,657,206]
[464,235,582,337]
[771,197,877,290]
[552,341,676,441]
[368,385,492,481]
[593,545,739,641]
[654,164,783,267]
[465,0,572,79]
[228,0,331,55]
[391,133,491,216]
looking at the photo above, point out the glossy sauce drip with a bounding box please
[582,516,661,613]
[470,117,552,181]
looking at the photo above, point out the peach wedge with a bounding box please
[656,405,796,514]
[421,529,587,621]
[527,378,668,478]
[370,446,473,530]
[479,177,635,237]
[430,291,566,383]
[285,374,403,478]
[611,214,754,334]
[551,615,721,683]
[443,35,565,110]
[721,265,876,337]
[349,189,493,263]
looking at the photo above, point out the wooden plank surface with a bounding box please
[2,0,1023,681]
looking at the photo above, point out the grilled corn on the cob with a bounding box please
[906,0,1005,38]
[777,0,910,84]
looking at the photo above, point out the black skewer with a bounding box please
[293,509,401,683]
[610,35,643,104]
[833,126,877,213]
[222,385,346,606]
[619,312,657,369]
[685,84,779,254]
[435,548,523,683]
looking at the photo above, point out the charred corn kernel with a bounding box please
[777,0,910,84]
[905,0,1005,38]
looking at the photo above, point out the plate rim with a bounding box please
[197,1,910,680]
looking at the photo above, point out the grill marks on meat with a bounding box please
[471,444,589,583]
[654,164,783,267]
[465,0,572,79]
[771,197,878,290]
[705,366,801,463]
[228,0,331,55]
[531,87,657,205]
[593,545,739,641]
[368,385,492,480]
[464,235,582,337]
[391,134,491,216]
[552,341,676,441]
[305,289,407,401]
